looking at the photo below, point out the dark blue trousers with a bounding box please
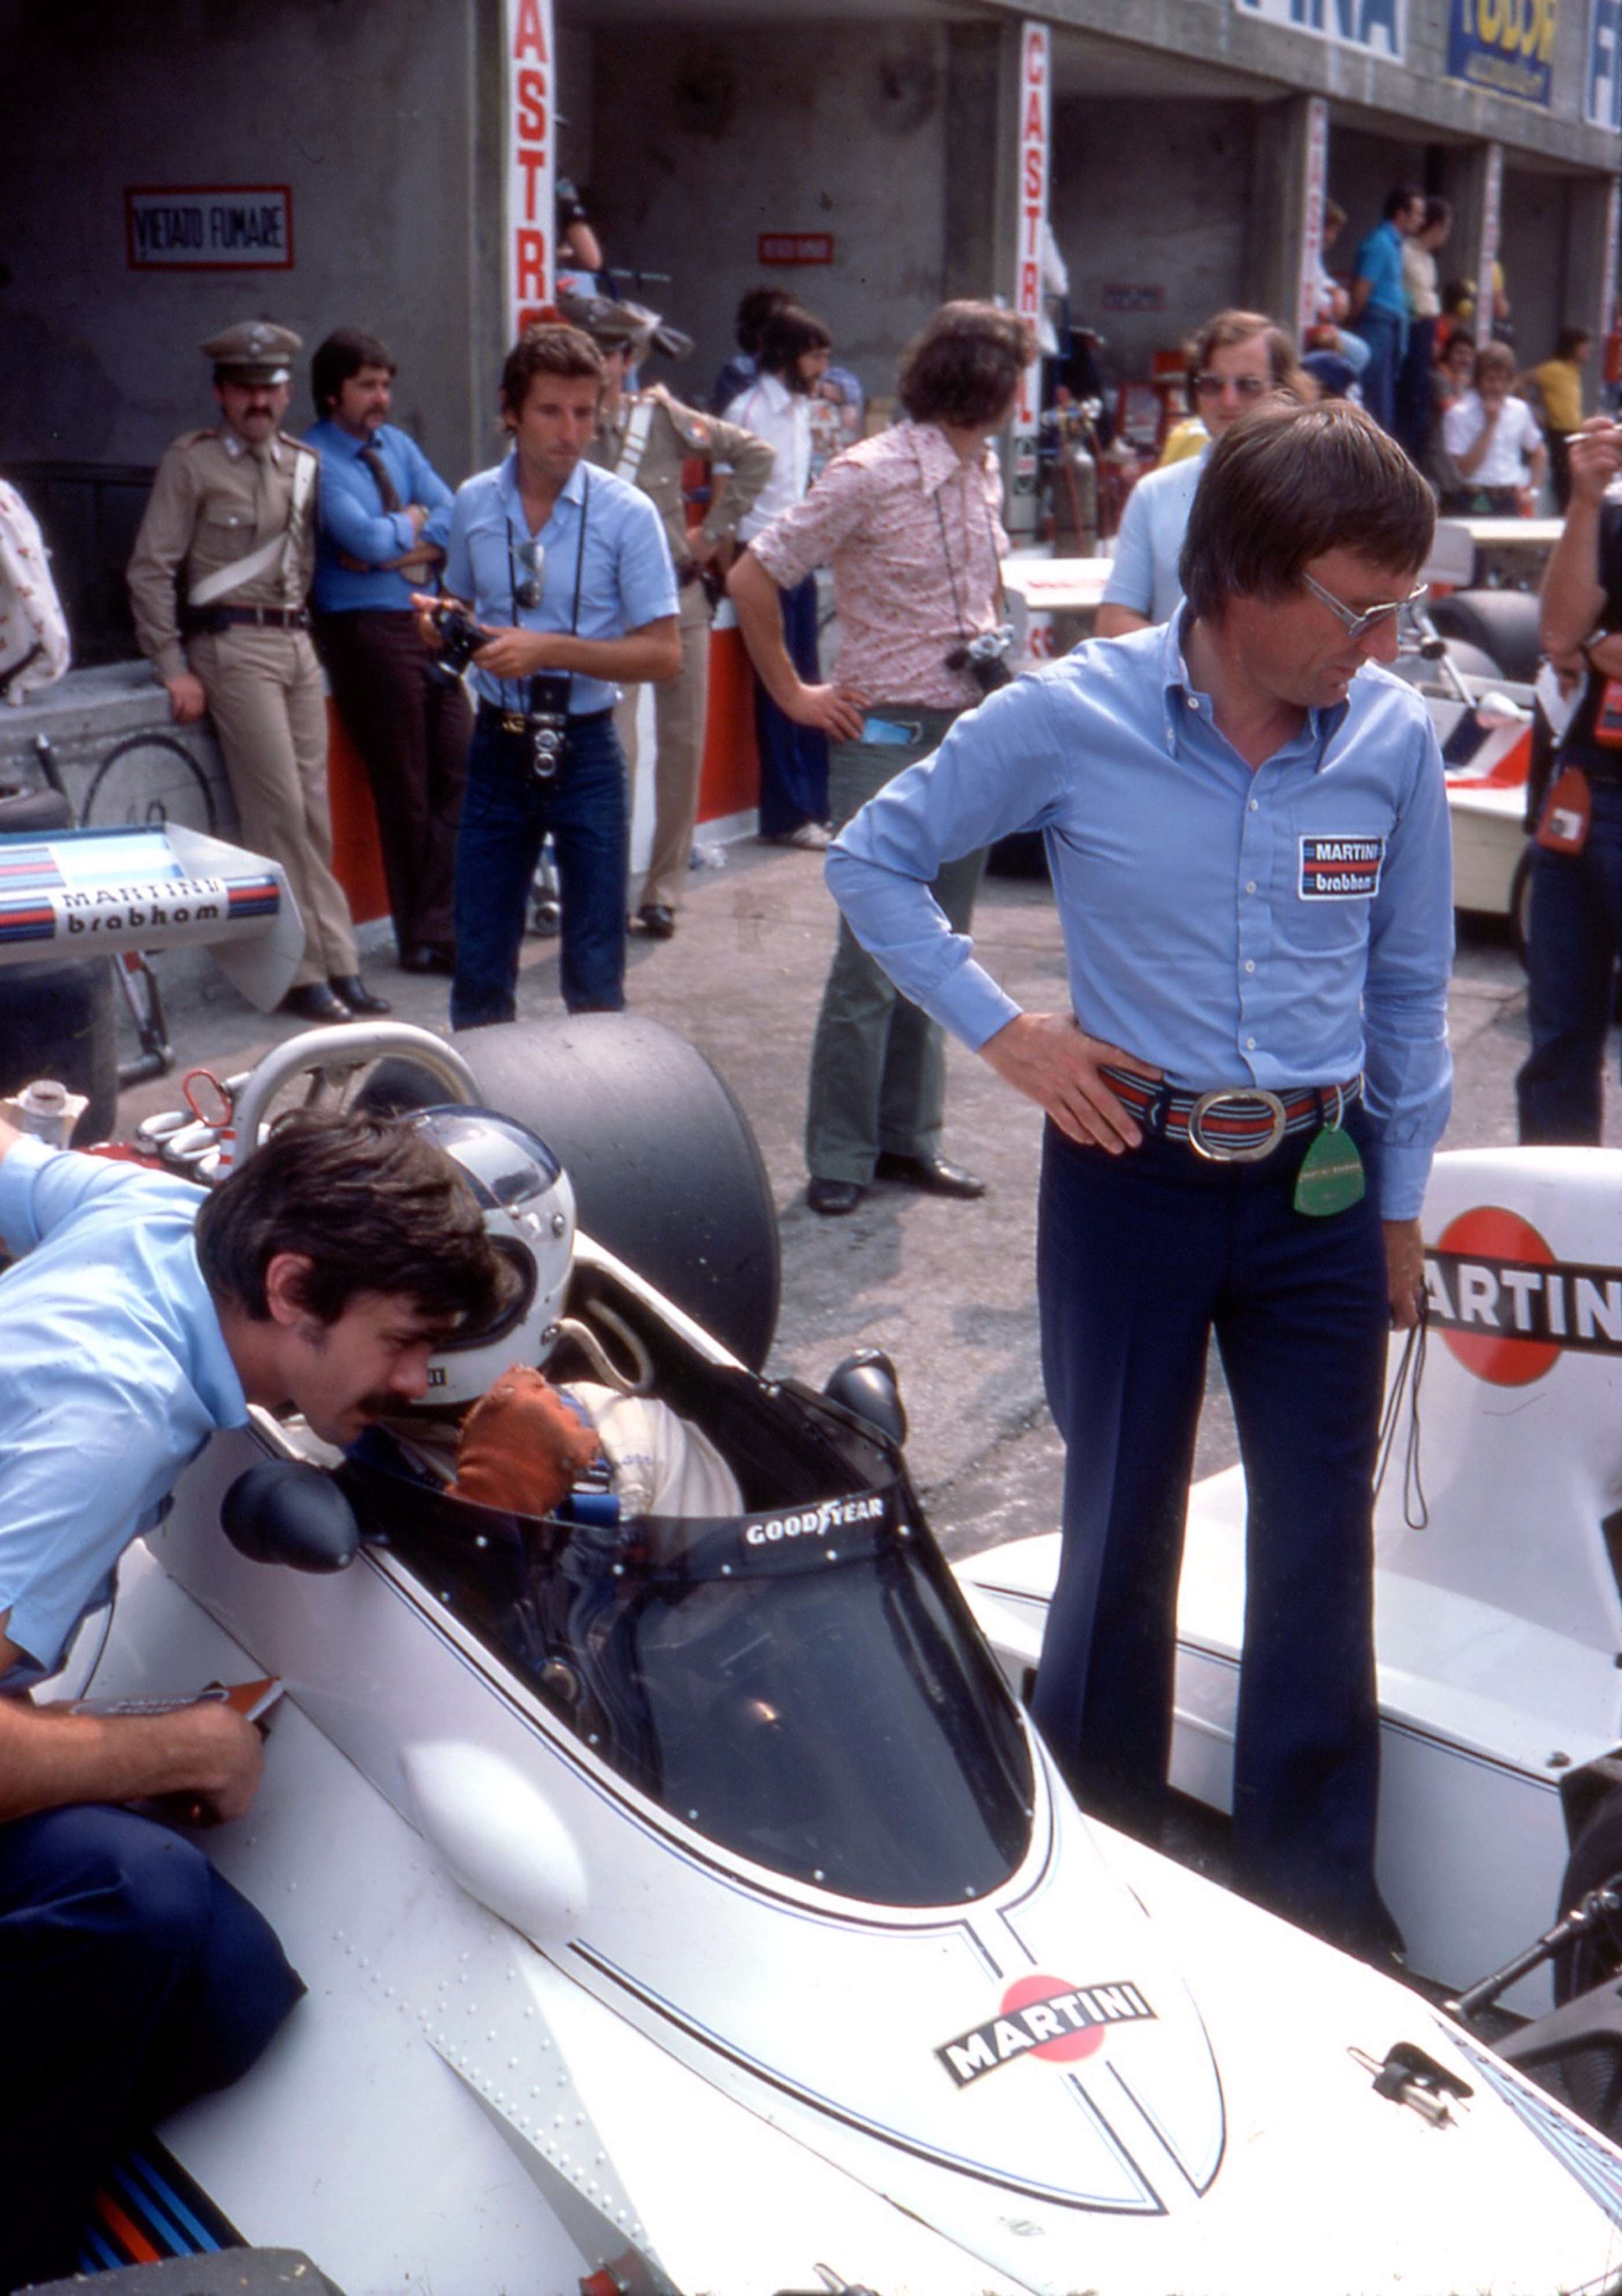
[0,1804,302,2291]
[451,710,629,1028]
[1031,1108,1394,1948]
[1353,310,1403,436]
[753,575,830,838]
[1517,780,1622,1143]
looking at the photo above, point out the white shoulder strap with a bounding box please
[188,449,316,609]
[616,400,656,488]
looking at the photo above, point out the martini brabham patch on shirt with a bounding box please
[1299,834,1386,899]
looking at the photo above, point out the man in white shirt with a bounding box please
[1441,341,1547,514]
[1097,313,1303,639]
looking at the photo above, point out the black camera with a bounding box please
[430,605,485,684]
[945,626,1016,701]
[523,674,572,781]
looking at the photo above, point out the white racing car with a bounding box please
[13,1000,1622,2296]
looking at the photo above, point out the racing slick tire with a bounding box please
[0,783,118,1143]
[1427,590,1541,686]
[1550,1787,1622,2134]
[360,1013,781,1370]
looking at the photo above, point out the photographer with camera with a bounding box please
[422,324,680,1028]
[728,301,1035,1216]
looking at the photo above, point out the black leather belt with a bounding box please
[475,701,613,734]
[1102,1065,1364,1163]
[187,605,309,634]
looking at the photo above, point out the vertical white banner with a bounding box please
[1603,177,1621,345]
[505,0,557,340]
[1010,21,1050,516]
[1477,142,1503,341]
[1296,97,1329,343]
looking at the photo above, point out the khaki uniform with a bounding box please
[127,428,358,984]
[590,387,773,913]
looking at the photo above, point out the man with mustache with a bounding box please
[0,1107,509,2290]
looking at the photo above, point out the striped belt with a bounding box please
[1101,1065,1363,1164]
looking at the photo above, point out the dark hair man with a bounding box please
[307,328,471,978]
[0,1106,507,2289]
[711,284,795,414]
[127,323,388,1025]
[1350,185,1426,433]
[828,402,1452,1961]
[567,291,775,940]
[1097,308,1302,640]
[423,324,680,1026]
[1518,417,1622,1142]
[729,299,1035,1216]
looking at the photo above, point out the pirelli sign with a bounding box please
[1426,1206,1622,1387]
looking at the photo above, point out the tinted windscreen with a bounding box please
[350,1445,1033,1906]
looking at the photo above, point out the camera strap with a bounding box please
[503,469,591,718]
[934,465,1007,672]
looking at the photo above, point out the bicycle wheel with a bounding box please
[82,733,217,836]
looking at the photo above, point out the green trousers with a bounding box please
[805,706,986,1184]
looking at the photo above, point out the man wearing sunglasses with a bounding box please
[828,401,1451,1968]
[1097,311,1305,642]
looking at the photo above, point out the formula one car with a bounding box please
[16,1005,1622,2296]
[958,1140,1622,2136]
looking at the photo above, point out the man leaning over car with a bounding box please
[0,1107,508,2291]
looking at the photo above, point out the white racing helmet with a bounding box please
[405,1106,576,1408]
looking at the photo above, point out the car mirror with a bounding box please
[222,1461,360,1573]
[823,1347,908,1447]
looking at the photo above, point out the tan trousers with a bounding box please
[619,583,711,914]
[191,626,358,984]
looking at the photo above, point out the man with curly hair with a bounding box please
[729,301,1035,1216]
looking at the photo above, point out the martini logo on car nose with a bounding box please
[936,1975,1155,2089]
[1426,1207,1622,1384]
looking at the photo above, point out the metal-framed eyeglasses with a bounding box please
[1192,372,1270,401]
[1298,569,1428,645]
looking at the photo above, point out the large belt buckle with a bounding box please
[1188,1088,1287,1163]
[500,711,528,736]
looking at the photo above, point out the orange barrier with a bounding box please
[324,700,391,926]
[698,626,761,824]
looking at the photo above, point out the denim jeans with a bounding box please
[754,575,830,837]
[451,709,629,1027]
[1353,309,1403,434]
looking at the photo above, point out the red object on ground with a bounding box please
[697,626,761,825]
[324,700,390,926]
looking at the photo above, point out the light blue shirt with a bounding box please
[1100,452,1205,624]
[307,418,456,615]
[444,452,677,716]
[0,1137,246,1677]
[825,618,1454,1219]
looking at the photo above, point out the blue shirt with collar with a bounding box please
[306,418,456,615]
[0,1136,247,1680]
[1099,451,1206,624]
[444,451,677,716]
[825,617,1454,1219]
[1354,219,1410,332]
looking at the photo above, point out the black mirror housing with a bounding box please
[822,1347,908,1449]
[222,1461,360,1574]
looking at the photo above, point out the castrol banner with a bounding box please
[1009,21,1049,515]
[505,0,557,337]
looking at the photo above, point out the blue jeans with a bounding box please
[1518,777,1622,1142]
[754,575,829,837]
[0,1804,302,2290]
[451,709,629,1026]
[1032,1105,1394,1951]
[1353,309,1404,435]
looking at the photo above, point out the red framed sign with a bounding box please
[758,233,833,266]
[126,187,294,270]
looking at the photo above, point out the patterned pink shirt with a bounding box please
[749,420,1007,710]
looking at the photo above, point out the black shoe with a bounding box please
[807,1176,864,1216]
[331,974,391,1015]
[637,904,676,940]
[399,944,456,976]
[873,1151,986,1200]
[283,981,351,1024]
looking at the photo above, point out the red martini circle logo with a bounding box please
[1430,1207,1559,1385]
[934,1975,1156,2089]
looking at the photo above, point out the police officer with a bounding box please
[828,402,1452,1962]
[127,322,388,1024]
[567,291,775,938]
[1518,415,1622,1142]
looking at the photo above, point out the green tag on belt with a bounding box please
[1293,1125,1366,1218]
